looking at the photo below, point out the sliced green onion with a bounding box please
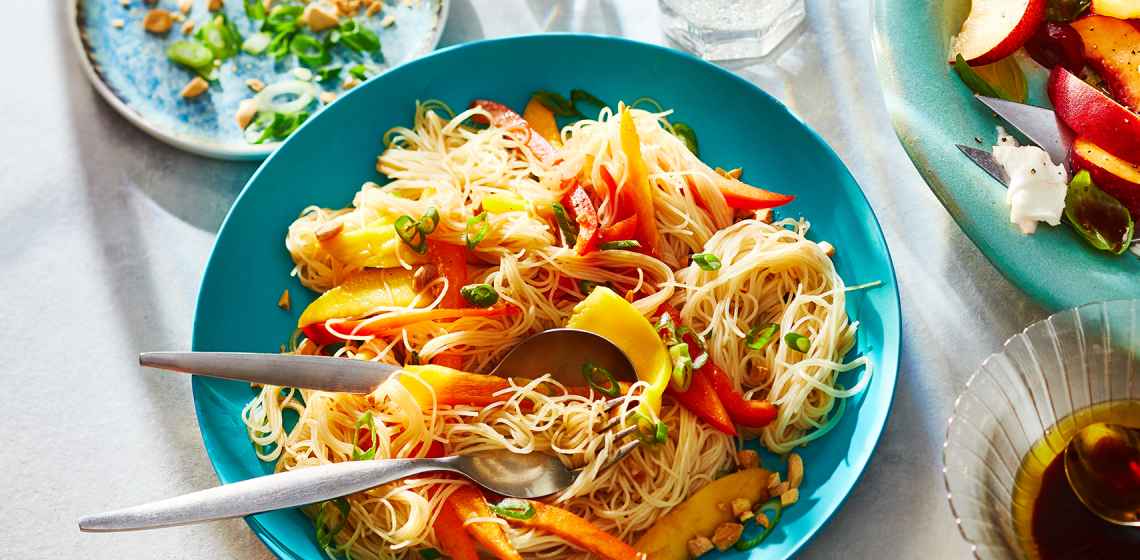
[599,240,641,251]
[633,413,668,445]
[460,283,498,308]
[745,323,778,351]
[532,90,580,117]
[315,64,343,82]
[488,498,535,520]
[570,88,608,111]
[671,122,699,157]
[417,207,440,235]
[339,19,381,52]
[267,31,293,60]
[394,214,427,254]
[244,0,267,21]
[692,252,721,271]
[290,34,329,67]
[349,63,369,81]
[582,362,620,397]
[352,411,378,461]
[669,343,693,391]
[167,40,214,76]
[266,4,303,33]
[419,549,443,560]
[196,15,242,60]
[465,213,489,250]
[734,498,783,550]
[578,279,602,295]
[241,31,272,55]
[314,497,350,551]
[551,202,578,245]
[784,332,811,353]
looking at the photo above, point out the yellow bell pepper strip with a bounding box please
[500,500,641,560]
[470,99,558,165]
[565,287,670,417]
[633,468,771,560]
[522,96,561,145]
[618,107,661,255]
[298,268,423,328]
[399,365,513,408]
[482,192,529,214]
[302,305,519,346]
[445,485,523,560]
[318,217,429,270]
[435,497,479,560]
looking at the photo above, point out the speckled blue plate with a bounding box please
[70,0,448,160]
[873,0,1140,310]
[191,34,901,559]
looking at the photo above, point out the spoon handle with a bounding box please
[78,458,453,532]
[140,352,400,394]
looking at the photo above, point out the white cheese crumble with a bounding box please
[991,127,1068,235]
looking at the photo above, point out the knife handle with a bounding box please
[140,352,398,394]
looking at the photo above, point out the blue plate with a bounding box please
[71,0,447,160]
[872,0,1140,310]
[192,34,901,559]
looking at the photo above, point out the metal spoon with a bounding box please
[1063,422,1140,526]
[139,328,637,394]
[78,448,575,533]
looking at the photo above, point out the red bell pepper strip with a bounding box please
[566,185,600,255]
[703,362,778,428]
[470,99,557,164]
[446,485,523,560]
[503,500,640,560]
[428,240,468,368]
[600,214,638,242]
[303,306,519,346]
[666,367,737,436]
[717,177,794,210]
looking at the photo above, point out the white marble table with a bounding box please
[3,1,1049,557]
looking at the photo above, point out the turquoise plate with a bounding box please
[70,0,447,160]
[192,34,901,559]
[873,1,1140,310]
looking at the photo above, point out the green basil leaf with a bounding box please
[672,122,699,157]
[1046,0,1090,22]
[1064,170,1134,254]
[532,90,581,117]
[952,54,1016,102]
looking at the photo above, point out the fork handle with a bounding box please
[78,457,456,532]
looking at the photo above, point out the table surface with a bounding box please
[3,1,1050,558]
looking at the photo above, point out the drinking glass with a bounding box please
[658,0,806,61]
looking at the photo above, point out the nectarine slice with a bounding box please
[951,0,1046,66]
[1070,15,1140,112]
[1091,0,1140,19]
[1049,67,1140,164]
[1071,136,1140,218]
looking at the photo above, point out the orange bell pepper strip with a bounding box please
[470,99,557,164]
[435,499,479,560]
[427,240,469,368]
[717,176,794,210]
[600,214,638,242]
[302,306,518,346]
[703,362,778,428]
[398,365,514,408]
[566,185,600,255]
[618,107,660,255]
[503,501,641,560]
[522,97,561,145]
[446,485,523,560]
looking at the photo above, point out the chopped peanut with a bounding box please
[756,208,774,223]
[303,2,340,32]
[380,13,395,27]
[771,481,789,498]
[180,20,195,34]
[686,535,715,558]
[736,449,759,470]
[366,1,382,16]
[143,9,174,33]
[112,18,125,28]
[315,221,344,241]
[711,522,744,551]
[738,509,754,523]
[341,76,360,90]
[818,241,835,257]
[780,487,799,506]
[412,264,438,291]
[725,167,743,179]
[277,289,291,311]
[767,472,781,490]
[245,78,266,92]
[180,76,209,98]
[788,453,804,489]
[319,91,338,104]
[235,98,258,129]
[730,498,752,518]
[208,0,224,11]
[178,0,193,14]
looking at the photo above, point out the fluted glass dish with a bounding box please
[943,300,1140,559]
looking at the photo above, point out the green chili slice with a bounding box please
[734,498,783,550]
[784,332,811,353]
[290,33,329,68]
[266,4,303,32]
[460,283,498,308]
[394,214,427,253]
[314,497,350,551]
[339,19,381,52]
[244,0,267,20]
[465,213,489,250]
[692,252,721,271]
[349,63,369,81]
[551,202,578,244]
[417,207,440,235]
[633,413,668,445]
[167,40,214,76]
[316,64,343,82]
[488,498,536,520]
[582,362,620,398]
[598,240,641,250]
[267,31,294,60]
[745,323,778,351]
[351,411,378,461]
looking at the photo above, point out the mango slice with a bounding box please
[298,268,424,327]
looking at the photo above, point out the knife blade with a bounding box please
[140,352,397,393]
[957,144,1010,187]
[974,95,1072,164]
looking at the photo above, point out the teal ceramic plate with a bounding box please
[192,34,901,559]
[873,1,1140,310]
[70,0,448,160]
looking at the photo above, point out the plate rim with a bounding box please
[67,0,450,161]
[190,32,902,559]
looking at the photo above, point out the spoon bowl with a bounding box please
[454,448,577,499]
[491,328,637,386]
[1063,422,1140,526]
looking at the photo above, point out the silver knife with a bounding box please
[956,145,1010,187]
[974,95,1073,164]
[140,352,397,393]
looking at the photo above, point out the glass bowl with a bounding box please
[943,300,1140,559]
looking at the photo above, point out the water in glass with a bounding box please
[659,0,805,61]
